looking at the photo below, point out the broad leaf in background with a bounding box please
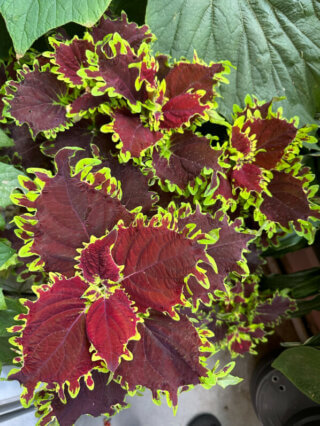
[0,161,24,208]
[0,0,112,57]
[272,346,320,404]
[146,0,320,124]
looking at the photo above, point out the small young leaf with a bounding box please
[86,290,140,371]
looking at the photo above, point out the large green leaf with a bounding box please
[272,347,320,404]
[146,0,320,124]
[0,162,24,208]
[0,0,112,57]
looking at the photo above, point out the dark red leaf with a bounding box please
[6,67,70,136]
[53,38,95,85]
[9,276,94,405]
[230,338,252,355]
[165,62,224,103]
[86,42,147,105]
[69,92,111,115]
[79,231,120,283]
[116,311,208,406]
[99,157,156,213]
[260,170,319,228]
[207,216,253,279]
[180,210,252,304]
[5,123,50,169]
[112,108,162,157]
[111,218,207,315]
[160,93,209,129]
[36,370,127,426]
[231,163,264,192]
[41,118,114,162]
[206,314,228,344]
[242,117,297,169]
[253,294,295,326]
[86,289,139,371]
[231,126,252,155]
[15,149,133,276]
[91,12,152,50]
[155,54,171,81]
[153,131,222,190]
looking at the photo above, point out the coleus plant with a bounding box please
[0,10,319,426]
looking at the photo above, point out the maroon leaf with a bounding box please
[242,117,297,169]
[112,108,162,157]
[52,38,95,85]
[231,126,251,155]
[207,216,253,279]
[9,276,94,405]
[231,163,264,192]
[4,123,50,170]
[260,171,319,229]
[6,67,70,136]
[86,290,140,371]
[36,370,127,426]
[155,54,171,81]
[160,93,209,129]
[99,157,156,213]
[15,149,133,276]
[111,218,207,315]
[165,62,224,103]
[180,210,253,304]
[153,131,222,190]
[230,338,252,355]
[253,294,295,326]
[91,12,152,51]
[86,42,147,105]
[116,311,208,406]
[79,231,120,283]
[206,315,229,344]
[69,92,111,115]
[41,118,114,162]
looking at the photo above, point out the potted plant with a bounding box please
[0,2,319,425]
